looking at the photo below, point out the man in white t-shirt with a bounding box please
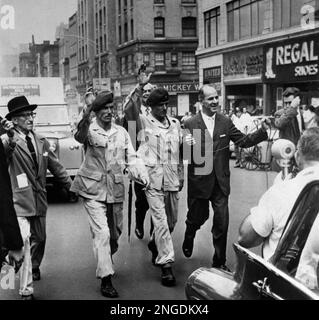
[238,127,319,260]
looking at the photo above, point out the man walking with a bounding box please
[182,84,269,270]
[125,76,184,286]
[1,96,72,299]
[123,71,156,239]
[71,91,149,298]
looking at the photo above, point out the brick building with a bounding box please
[116,0,199,116]
[197,0,319,115]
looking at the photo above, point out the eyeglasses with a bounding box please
[16,112,36,119]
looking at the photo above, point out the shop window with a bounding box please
[204,7,220,48]
[227,0,267,42]
[143,53,150,67]
[273,0,306,31]
[182,17,197,37]
[182,52,196,70]
[154,17,165,37]
[124,22,128,42]
[155,53,165,71]
[171,53,178,67]
[118,25,122,44]
[131,19,134,40]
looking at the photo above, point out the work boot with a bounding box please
[101,275,119,298]
[147,239,158,265]
[161,264,176,287]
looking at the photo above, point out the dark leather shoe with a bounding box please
[161,265,176,287]
[32,268,41,281]
[101,276,119,298]
[135,226,144,239]
[147,240,158,265]
[182,235,194,258]
[212,264,231,272]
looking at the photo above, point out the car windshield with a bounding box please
[34,105,70,126]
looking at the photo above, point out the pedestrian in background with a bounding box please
[123,69,156,240]
[182,84,270,271]
[71,91,149,298]
[1,96,72,300]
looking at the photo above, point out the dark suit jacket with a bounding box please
[183,112,268,199]
[0,139,23,264]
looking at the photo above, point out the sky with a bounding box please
[0,0,78,54]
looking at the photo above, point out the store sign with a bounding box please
[158,82,200,93]
[203,67,221,83]
[203,66,221,95]
[1,84,40,97]
[224,48,263,78]
[263,35,319,83]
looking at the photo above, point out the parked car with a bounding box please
[185,180,319,300]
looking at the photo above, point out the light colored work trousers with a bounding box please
[145,188,179,265]
[17,217,33,297]
[83,199,123,279]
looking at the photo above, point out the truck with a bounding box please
[0,77,83,196]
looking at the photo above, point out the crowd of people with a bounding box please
[1,71,319,300]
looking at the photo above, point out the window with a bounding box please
[227,0,267,42]
[204,7,220,48]
[131,19,134,40]
[182,52,196,70]
[171,53,178,67]
[118,0,121,13]
[124,22,128,42]
[155,53,165,71]
[182,0,196,3]
[273,0,306,30]
[154,17,165,37]
[154,0,164,3]
[143,53,150,67]
[128,55,133,74]
[182,17,197,37]
[118,25,122,44]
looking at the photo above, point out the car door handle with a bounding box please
[252,277,284,300]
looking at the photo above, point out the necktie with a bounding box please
[300,111,305,131]
[26,134,38,171]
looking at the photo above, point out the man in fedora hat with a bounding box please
[1,95,72,299]
[71,91,149,298]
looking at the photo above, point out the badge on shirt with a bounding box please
[16,173,28,188]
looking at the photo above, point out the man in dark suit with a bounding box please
[182,84,270,270]
[0,136,24,269]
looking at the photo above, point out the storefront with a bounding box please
[155,82,200,117]
[263,33,319,115]
[223,47,264,115]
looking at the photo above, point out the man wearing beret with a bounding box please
[71,91,149,298]
[124,72,184,287]
[1,95,72,299]
[123,72,156,240]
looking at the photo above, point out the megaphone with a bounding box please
[271,139,296,180]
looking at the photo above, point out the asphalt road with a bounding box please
[0,160,277,300]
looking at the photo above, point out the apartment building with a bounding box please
[197,0,319,115]
[116,0,199,116]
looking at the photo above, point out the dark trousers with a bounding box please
[134,182,149,229]
[186,180,229,266]
[30,216,46,270]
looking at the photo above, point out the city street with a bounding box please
[0,161,277,300]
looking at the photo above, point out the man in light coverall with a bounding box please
[71,91,149,298]
[125,80,184,286]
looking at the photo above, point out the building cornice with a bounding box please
[196,27,319,58]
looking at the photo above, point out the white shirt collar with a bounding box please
[201,111,216,121]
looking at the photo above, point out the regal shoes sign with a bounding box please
[263,34,319,83]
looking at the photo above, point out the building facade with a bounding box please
[69,13,78,91]
[197,0,319,115]
[115,0,199,116]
